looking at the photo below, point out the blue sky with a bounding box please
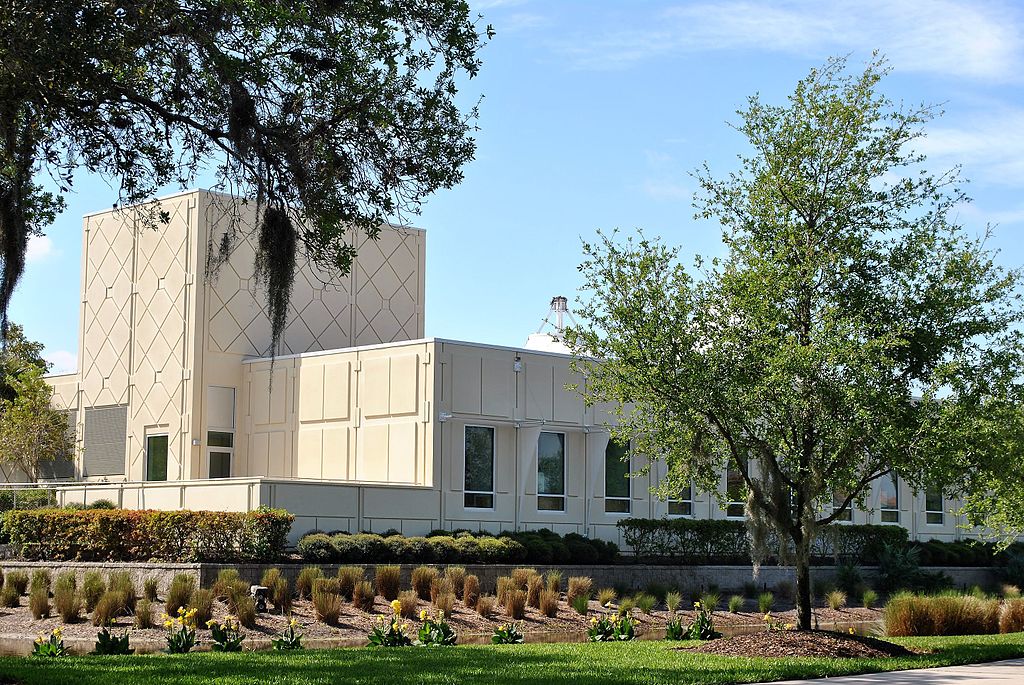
[18,0,1024,373]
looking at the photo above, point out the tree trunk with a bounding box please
[795,539,813,630]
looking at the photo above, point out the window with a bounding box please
[925,489,944,525]
[725,458,747,518]
[208,431,233,479]
[464,426,495,509]
[833,491,852,522]
[668,483,693,516]
[537,432,565,511]
[604,439,630,513]
[879,474,899,523]
[146,434,168,481]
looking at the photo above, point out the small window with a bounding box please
[879,474,899,523]
[604,439,630,514]
[725,458,747,518]
[464,426,495,509]
[537,432,565,511]
[668,483,693,516]
[207,431,233,479]
[146,434,168,482]
[925,488,944,525]
[833,491,852,522]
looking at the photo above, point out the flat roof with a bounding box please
[241,336,586,364]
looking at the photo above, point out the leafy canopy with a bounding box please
[1,0,490,351]
[566,55,1024,628]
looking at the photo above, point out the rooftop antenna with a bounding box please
[536,295,577,337]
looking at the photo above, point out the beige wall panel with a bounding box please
[387,422,418,484]
[296,430,323,478]
[298,365,324,422]
[388,354,419,416]
[45,375,79,410]
[269,367,288,424]
[267,431,290,478]
[481,357,513,418]
[351,227,426,347]
[361,357,391,418]
[322,361,351,421]
[138,487,184,510]
[361,485,439,521]
[359,424,390,481]
[524,361,554,421]
[553,367,584,423]
[183,483,251,511]
[249,432,270,476]
[451,353,481,415]
[249,370,270,425]
[321,426,350,479]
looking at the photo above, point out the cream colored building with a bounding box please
[38,190,971,544]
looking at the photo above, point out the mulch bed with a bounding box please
[686,630,918,659]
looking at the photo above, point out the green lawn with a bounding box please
[0,633,1023,685]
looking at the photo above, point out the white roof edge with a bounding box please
[81,188,425,232]
[43,371,78,380]
[242,336,589,365]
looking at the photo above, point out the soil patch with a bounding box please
[687,630,917,659]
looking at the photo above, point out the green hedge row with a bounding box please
[2,507,294,562]
[616,518,910,565]
[297,528,619,565]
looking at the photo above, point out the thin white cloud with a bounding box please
[43,349,77,375]
[26,235,56,263]
[916,108,1024,186]
[557,0,1023,81]
[642,179,692,200]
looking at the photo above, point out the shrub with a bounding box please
[728,595,744,613]
[270,577,292,614]
[877,543,921,594]
[375,565,401,601]
[698,591,720,612]
[0,586,17,608]
[92,590,125,626]
[81,572,105,611]
[826,589,847,610]
[352,580,375,612]
[434,591,455,618]
[135,598,154,629]
[539,589,559,617]
[189,588,215,626]
[6,571,28,595]
[635,593,656,615]
[398,589,418,618]
[567,577,593,606]
[885,593,1001,637]
[297,534,334,562]
[544,570,562,594]
[165,574,195,616]
[53,583,81,623]
[3,507,293,562]
[597,588,617,607]
[30,569,51,595]
[445,566,467,599]
[463,574,480,608]
[411,566,438,601]
[296,567,323,600]
[143,577,159,602]
[504,589,527,619]
[476,595,496,618]
[1001,598,1024,634]
[29,588,50,619]
[313,589,342,625]
[758,592,775,614]
[235,595,258,628]
[336,566,364,600]
[496,577,515,606]
[107,572,137,611]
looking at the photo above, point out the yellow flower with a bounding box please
[52,627,63,638]
[391,599,402,614]
[164,620,173,629]
[785,623,794,630]
[419,609,428,621]
[693,601,701,609]
[849,628,855,635]
[289,618,299,628]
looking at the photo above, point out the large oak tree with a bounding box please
[566,56,1024,630]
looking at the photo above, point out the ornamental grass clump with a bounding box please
[296,567,323,600]
[82,572,105,612]
[107,572,137,611]
[496,576,515,606]
[698,591,720,612]
[476,595,496,618]
[635,593,656,615]
[571,593,589,615]
[617,597,635,617]
[758,591,775,614]
[165,574,195,617]
[270,577,292,614]
[224,579,251,613]
[445,566,467,599]
[353,580,375,612]
[526,573,544,608]
[260,568,281,592]
[188,588,215,626]
[398,589,418,618]
[1002,584,1021,600]
[375,565,401,601]
[337,566,364,600]
[567,577,593,607]
[29,588,50,619]
[212,569,242,600]
[826,589,848,610]
[135,599,154,629]
[511,568,535,591]
[411,566,438,601]
[235,596,258,628]
[30,569,51,596]
[8,571,28,595]
[54,571,75,594]
[863,589,879,609]
[597,588,617,607]
[505,589,527,619]
[545,571,562,594]
[434,591,455,618]
[539,589,559,617]
[885,593,1001,637]
[53,583,81,623]
[92,591,125,627]
[1001,598,1024,634]
[462,574,480,608]
[665,591,682,613]
[430,577,454,604]
[0,586,19,608]
[143,577,159,602]
[313,588,342,625]
[728,595,744,613]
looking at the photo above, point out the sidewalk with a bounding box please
[768,658,1024,684]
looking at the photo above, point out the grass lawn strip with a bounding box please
[0,633,1021,684]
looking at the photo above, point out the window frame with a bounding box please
[145,433,169,482]
[668,482,694,517]
[537,431,566,512]
[924,488,944,526]
[832,491,853,523]
[603,438,631,514]
[725,458,747,519]
[463,425,496,510]
[207,430,234,479]
[879,474,900,524]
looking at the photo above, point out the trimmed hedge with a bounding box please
[297,528,618,565]
[2,507,293,562]
[616,518,910,565]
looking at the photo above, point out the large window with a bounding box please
[464,426,495,509]
[925,488,944,525]
[668,482,693,516]
[832,491,852,522]
[879,474,899,523]
[725,458,747,518]
[604,439,630,514]
[146,434,168,482]
[208,431,233,479]
[537,432,566,511]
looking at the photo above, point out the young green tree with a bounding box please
[0,364,73,482]
[566,56,1024,630]
[1,1,491,352]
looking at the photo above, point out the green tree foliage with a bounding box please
[0,323,48,403]
[0,365,73,482]
[0,1,491,350]
[566,56,1024,630]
